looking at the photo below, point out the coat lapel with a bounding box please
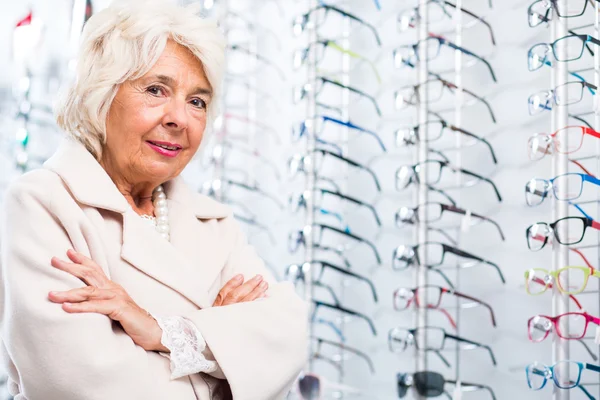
[44,138,232,310]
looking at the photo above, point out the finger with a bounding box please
[66,250,110,285]
[61,299,119,315]
[213,274,244,306]
[241,280,268,302]
[51,257,105,287]
[223,275,263,304]
[48,286,116,303]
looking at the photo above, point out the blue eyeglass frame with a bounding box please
[293,115,386,152]
[526,173,600,206]
[526,361,600,399]
[528,81,597,114]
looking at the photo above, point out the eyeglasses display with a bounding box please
[395,160,503,202]
[525,173,600,206]
[525,265,600,295]
[393,285,497,328]
[528,0,599,27]
[528,34,600,71]
[528,81,597,115]
[388,326,497,367]
[526,361,600,395]
[528,312,600,342]
[527,125,600,160]
[526,215,600,251]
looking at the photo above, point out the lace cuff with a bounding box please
[151,314,218,380]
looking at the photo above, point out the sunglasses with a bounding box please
[525,173,600,206]
[527,126,600,160]
[393,285,497,328]
[396,202,505,241]
[389,326,497,367]
[297,372,360,400]
[398,371,496,399]
[396,160,503,202]
[293,4,381,46]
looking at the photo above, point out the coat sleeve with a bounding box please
[0,173,163,400]
[183,216,309,400]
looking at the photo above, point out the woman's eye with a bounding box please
[146,86,163,96]
[191,98,207,109]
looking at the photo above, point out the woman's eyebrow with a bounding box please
[149,74,213,96]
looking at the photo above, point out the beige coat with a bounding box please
[0,137,308,400]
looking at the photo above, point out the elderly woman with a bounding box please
[0,1,307,399]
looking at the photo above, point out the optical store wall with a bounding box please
[3,0,600,399]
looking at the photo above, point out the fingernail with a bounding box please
[234,274,243,281]
[259,281,268,289]
[253,275,263,282]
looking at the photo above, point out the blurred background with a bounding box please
[1,0,600,399]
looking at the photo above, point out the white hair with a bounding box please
[55,0,226,160]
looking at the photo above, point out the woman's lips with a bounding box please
[146,141,182,158]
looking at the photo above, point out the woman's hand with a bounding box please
[48,249,167,352]
[212,274,269,307]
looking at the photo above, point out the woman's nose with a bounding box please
[162,99,189,131]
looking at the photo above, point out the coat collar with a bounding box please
[44,137,232,309]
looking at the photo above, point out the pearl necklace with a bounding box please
[140,185,170,241]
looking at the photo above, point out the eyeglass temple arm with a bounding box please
[310,353,342,374]
[530,276,585,309]
[443,244,505,283]
[447,163,502,201]
[429,227,458,246]
[427,266,456,289]
[442,38,497,82]
[435,306,458,330]
[327,4,382,46]
[429,349,451,367]
[312,300,377,335]
[577,383,595,400]
[445,333,497,365]
[586,363,600,373]
[326,40,382,83]
[321,188,382,226]
[318,224,382,264]
[316,260,378,302]
[322,77,382,116]
[314,318,346,342]
[313,281,341,306]
[224,142,281,180]
[324,115,386,152]
[314,336,375,373]
[443,1,496,45]
[443,204,505,241]
[427,184,457,205]
[313,149,382,192]
[453,290,497,327]
[570,113,594,129]
[445,380,497,400]
[313,244,353,268]
[583,126,600,139]
[450,124,497,163]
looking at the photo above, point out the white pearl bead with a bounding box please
[156,192,166,200]
[155,198,168,208]
[156,206,168,215]
[156,215,169,224]
[157,224,170,233]
[155,186,164,193]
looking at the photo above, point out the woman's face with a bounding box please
[103,40,212,185]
